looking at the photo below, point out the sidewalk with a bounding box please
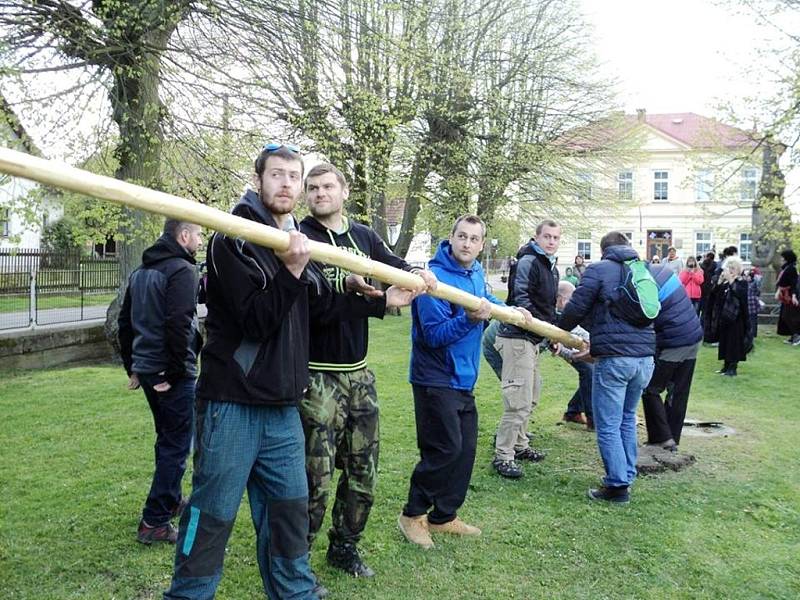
[0,304,109,332]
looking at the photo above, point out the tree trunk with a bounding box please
[393,146,431,257]
[104,35,171,352]
[751,138,789,271]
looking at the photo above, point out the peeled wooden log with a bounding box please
[0,146,585,349]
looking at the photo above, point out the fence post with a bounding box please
[29,269,37,329]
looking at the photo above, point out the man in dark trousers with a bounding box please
[118,219,204,544]
[641,264,704,452]
[298,163,436,580]
[398,215,530,549]
[162,144,415,600]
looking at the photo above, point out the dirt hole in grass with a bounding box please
[681,418,737,438]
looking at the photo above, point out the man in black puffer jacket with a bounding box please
[119,219,203,545]
[641,265,703,452]
[558,231,655,504]
[492,220,561,479]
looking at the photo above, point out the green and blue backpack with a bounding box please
[608,258,661,327]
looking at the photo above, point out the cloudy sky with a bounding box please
[580,0,799,211]
[580,0,779,115]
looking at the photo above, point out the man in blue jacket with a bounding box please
[558,231,655,504]
[642,264,703,451]
[398,215,531,548]
[119,219,203,544]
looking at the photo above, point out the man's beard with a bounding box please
[261,191,297,215]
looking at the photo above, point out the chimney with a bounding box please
[636,108,646,123]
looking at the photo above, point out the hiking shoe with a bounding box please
[311,571,329,599]
[515,447,546,462]
[137,520,178,544]
[492,458,523,478]
[792,336,800,346]
[562,412,586,425]
[326,542,375,578]
[398,514,434,549]
[587,486,630,504]
[171,498,188,520]
[428,517,481,536]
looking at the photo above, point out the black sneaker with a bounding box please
[515,447,546,462]
[171,498,188,520]
[136,520,178,544]
[492,458,523,478]
[326,542,375,578]
[587,486,630,504]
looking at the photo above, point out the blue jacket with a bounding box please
[557,244,655,358]
[410,241,504,391]
[649,264,703,350]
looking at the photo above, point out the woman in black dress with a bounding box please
[716,257,751,376]
[775,249,800,345]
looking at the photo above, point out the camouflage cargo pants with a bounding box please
[299,368,379,547]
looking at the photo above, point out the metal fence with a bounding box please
[0,249,119,330]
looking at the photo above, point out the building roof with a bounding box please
[559,110,758,152]
[0,93,42,157]
[640,112,755,149]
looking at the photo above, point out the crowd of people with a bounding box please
[118,142,800,599]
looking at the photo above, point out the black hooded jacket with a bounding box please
[497,241,559,344]
[118,233,201,383]
[300,215,413,371]
[196,190,387,407]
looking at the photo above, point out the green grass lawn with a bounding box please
[0,292,115,314]
[1,316,799,599]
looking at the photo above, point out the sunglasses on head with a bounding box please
[263,142,300,153]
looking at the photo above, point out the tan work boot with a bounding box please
[397,514,434,549]
[427,517,481,536]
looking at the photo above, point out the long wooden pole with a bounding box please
[0,146,585,349]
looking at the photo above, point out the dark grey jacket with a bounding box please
[118,234,201,383]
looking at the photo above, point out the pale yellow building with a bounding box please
[551,110,758,269]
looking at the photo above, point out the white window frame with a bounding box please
[576,172,593,200]
[695,231,712,256]
[695,170,713,202]
[739,232,752,262]
[577,232,592,260]
[0,207,10,238]
[741,167,758,201]
[653,170,669,202]
[618,171,633,201]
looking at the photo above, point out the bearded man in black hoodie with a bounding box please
[119,219,204,545]
[162,145,416,600]
[299,163,436,581]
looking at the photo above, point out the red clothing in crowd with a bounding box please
[679,268,704,300]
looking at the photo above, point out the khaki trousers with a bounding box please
[494,336,542,461]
